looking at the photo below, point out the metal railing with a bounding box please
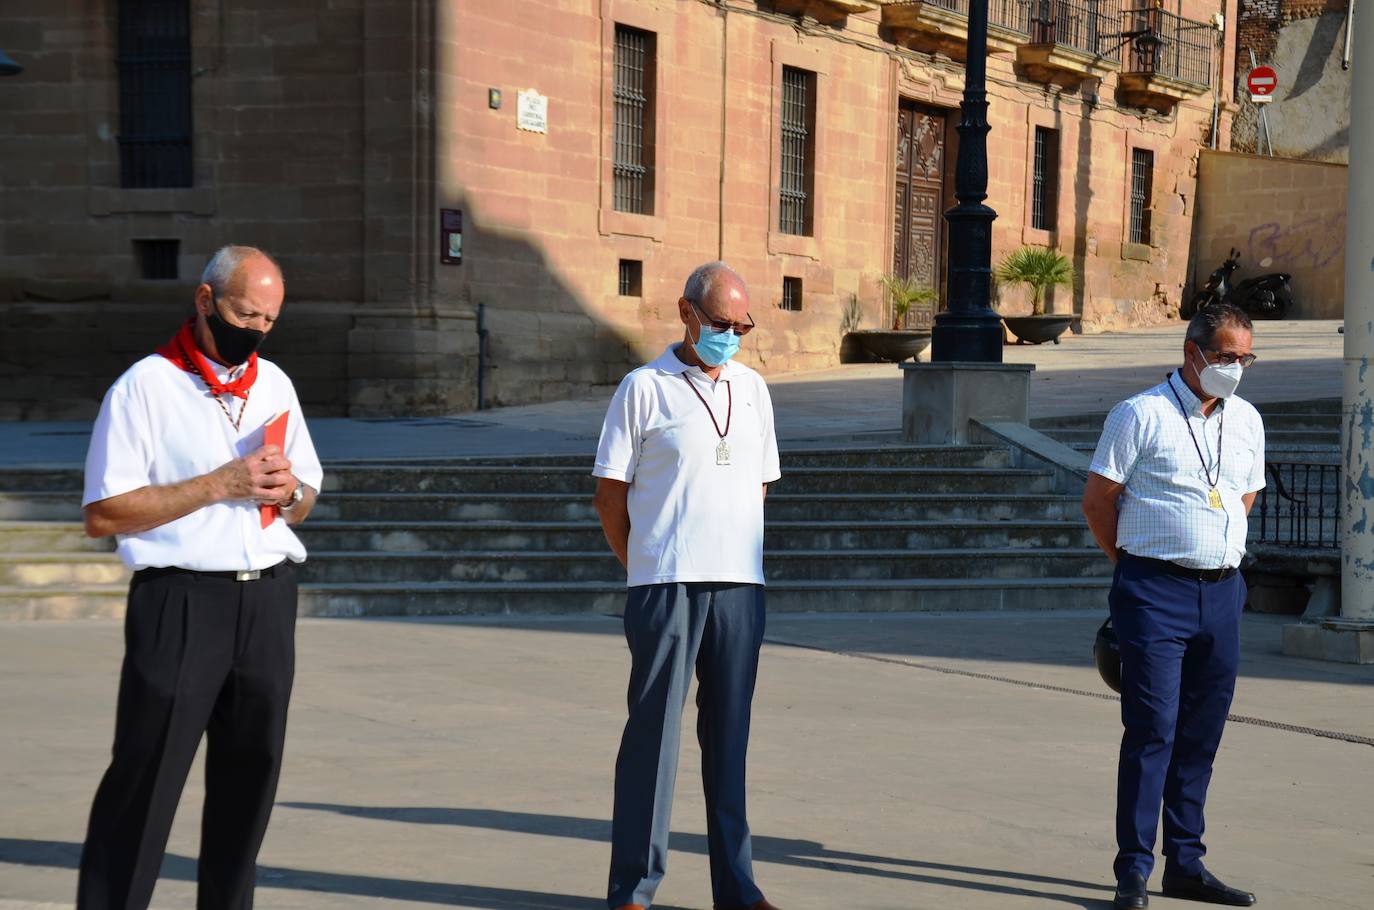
[1028,0,1122,56]
[1120,6,1213,88]
[918,0,1034,33]
[1255,462,1340,549]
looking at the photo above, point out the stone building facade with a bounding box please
[0,0,1240,418]
[1232,0,1352,161]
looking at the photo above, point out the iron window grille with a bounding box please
[618,259,643,297]
[781,276,803,312]
[1129,148,1154,245]
[613,25,655,215]
[779,66,816,236]
[1031,127,1060,232]
[135,239,179,280]
[117,0,193,188]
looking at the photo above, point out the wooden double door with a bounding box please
[892,101,950,329]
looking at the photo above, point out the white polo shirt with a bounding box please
[594,345,782,588]
[1090,371,1266,570]
[82,353,324,572]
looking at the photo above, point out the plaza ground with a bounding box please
[1,610,1371,909]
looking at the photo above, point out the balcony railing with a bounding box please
[1027,0,1122,57]
[913,0,1034,33]
[1120,6,1213,88]
[1254,462,1340,549]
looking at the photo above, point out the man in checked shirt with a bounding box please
[1082,303,1264,910]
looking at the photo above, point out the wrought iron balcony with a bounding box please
[1117,5,1214,109]
[1017,0,1122,85]
[881,0,1032,60]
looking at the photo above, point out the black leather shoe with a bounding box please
[1161,869,1256,906]
[1113,872,1149,909]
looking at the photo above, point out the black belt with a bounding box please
[134,562,289,583]
[1118,550,1237,583]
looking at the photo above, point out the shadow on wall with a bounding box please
[436,197,644,413]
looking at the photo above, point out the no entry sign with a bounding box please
[1247,65,1278,101]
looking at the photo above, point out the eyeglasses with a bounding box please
[1206,348,1258,368]
[690,301,755,337]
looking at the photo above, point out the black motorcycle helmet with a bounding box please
[1094,618,1122,694]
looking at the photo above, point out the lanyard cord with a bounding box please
[682,373,732,439]
[1167,375,1222,487]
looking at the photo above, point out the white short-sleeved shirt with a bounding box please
[594,345,782,587]
[83,354,324,572]
[1090,371,1266,569]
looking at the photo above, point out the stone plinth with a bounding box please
[1282,619,1374,664]
[901,362,1034,445]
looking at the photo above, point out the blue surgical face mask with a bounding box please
[691,310,742,367]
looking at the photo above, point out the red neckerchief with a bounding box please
[156,318,259,399]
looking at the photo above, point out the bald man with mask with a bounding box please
[594,262,782,910]
[77,245,322,910]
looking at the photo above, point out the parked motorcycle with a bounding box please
[1181,249,1294,320]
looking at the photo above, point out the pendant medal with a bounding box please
[715,438,732,466]
[1208,488,1223,509]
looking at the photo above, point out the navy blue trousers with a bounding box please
[1110,554,1244,882]
[607,583,766,910]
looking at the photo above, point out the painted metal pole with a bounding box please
[931,0,1004,363]
[1341,2,1374,622]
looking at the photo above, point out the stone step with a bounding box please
[1042,427,1340,446]
[0,518,1097,554]
[0,547,1110,587]
[320,465,1055,496]
[0,492,82,522]
[308,492,1090,523]
[294,548,1109,584]
[0,490,1088,524]
[0,576,1114,621]
[0,447,1017,495]
[0,522,115,553]
[0,554,130,587]
[290,519,1097,553]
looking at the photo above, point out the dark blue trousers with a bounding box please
[607,583,766,910]
[1110,554,1244,882]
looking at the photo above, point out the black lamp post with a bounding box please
[0,49,22,77]
[931,0,1003,363]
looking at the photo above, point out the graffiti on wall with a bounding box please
[1247,213,1347,271]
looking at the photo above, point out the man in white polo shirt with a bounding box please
[77,245,322,910]
[594,262,782,910]
[1083,303,1263,910]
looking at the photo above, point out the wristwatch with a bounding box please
[280,480,305,510]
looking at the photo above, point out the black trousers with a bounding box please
[77,563,298,910]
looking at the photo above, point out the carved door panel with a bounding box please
[893,102,947,330]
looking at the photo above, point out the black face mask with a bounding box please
[207,303,266,366]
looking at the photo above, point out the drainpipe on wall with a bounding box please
[717,1,728,261]
[1342,0,1357,70]
[1340,2,1374,625]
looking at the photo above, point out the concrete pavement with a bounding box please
[2,609,1371,909]
[0,321,1344,465]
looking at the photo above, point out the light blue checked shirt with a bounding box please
[1090,371,1266,569]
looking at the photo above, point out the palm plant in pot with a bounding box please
[995,246,1078,344]
[851,274,938,363]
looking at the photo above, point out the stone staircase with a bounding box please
[0,444,1112,620]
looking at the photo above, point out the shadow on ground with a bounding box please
[267,804,1108,908]
[0,837,651,910]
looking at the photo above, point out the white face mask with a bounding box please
[1191,347,1245,399]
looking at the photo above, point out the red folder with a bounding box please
[260,410,289,529]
